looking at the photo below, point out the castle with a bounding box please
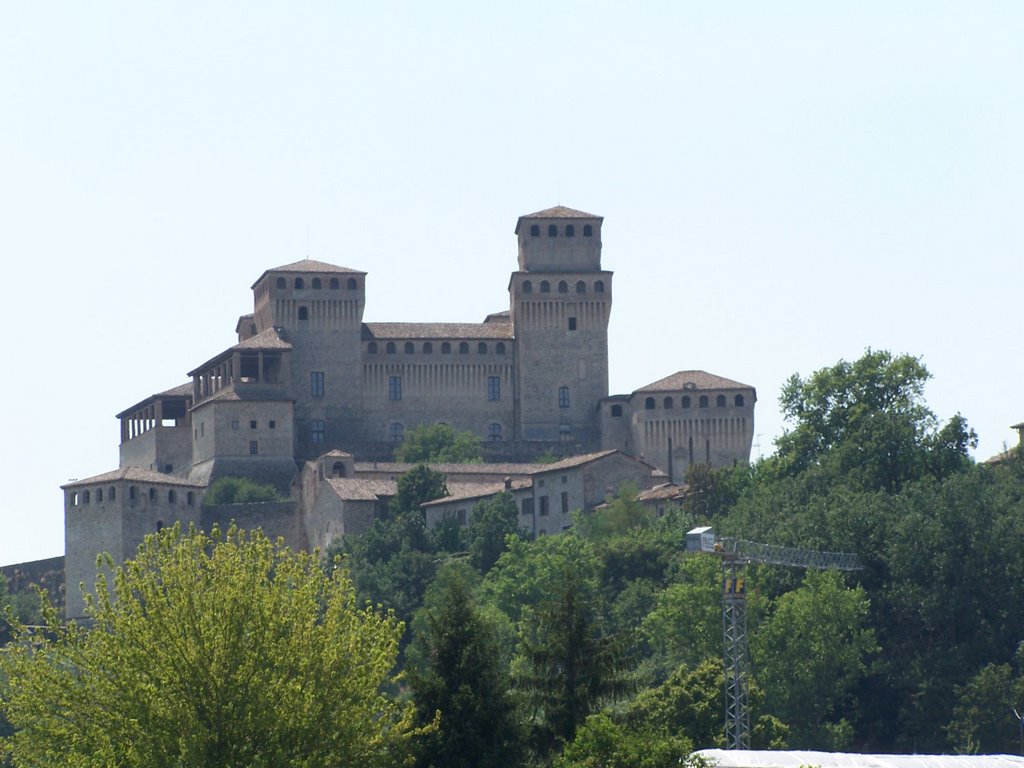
[62,205,756,617]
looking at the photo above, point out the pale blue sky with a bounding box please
[2,2,1021,565]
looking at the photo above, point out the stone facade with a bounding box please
[62,205,756,618]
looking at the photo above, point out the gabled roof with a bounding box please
[634,370,754,393]
[63,467,205,490]
[250,259,366,289]
[422,479,532,507]
[362,322,513,340]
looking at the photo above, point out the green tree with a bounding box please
[515,562,632,752]
[407,564,522,768]
[775,349,976,492]
[0,525,419,768]
[391,464,449,520]
[203,476,282,504]
[946,661,1024,754]
[574,483,651,541]
[395,424,482,464]
[750,569,877,749]
[553,712,697,768]
[465,492,523,574]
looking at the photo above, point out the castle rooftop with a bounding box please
[635,370,755,393]
[362,322,513,340]
[250,259,366,289]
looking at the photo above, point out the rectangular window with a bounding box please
[231,419,239,430]
[521,498,534,517]
[558,386,570,408]
[269,420,276,429]
[561,491,569,515]
[487,376,501,401]
[312,420,326,444]
[250,420,257,429]
[388,376,402,401]
[568,317,577,331]
[539,496,549,516]
[311,371,325,398]
[249,440,259,455]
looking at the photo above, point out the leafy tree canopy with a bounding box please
[395,424,482,464]
[775,349,976,492]
[0,525,420,768]
[465,492,524,574]
[203,476,282,504]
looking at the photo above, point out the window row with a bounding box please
[386,376,502,401]
[522,279,605,295]
[386,422,504,442]
[529,223,594,238]
[275,276,359,290]
[72,486,196,506]
[640,393,745,411]
[368,340,507,355]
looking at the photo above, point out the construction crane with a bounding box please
[686,526,862,750]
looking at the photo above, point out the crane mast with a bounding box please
[686,527,862,750]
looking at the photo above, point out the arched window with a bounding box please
[459,342,469,354]
[367,342,378,354]
[312,277,322,289]
[347,277,358,289]
[477,342,487,354]
[388,422,404,442]
[576,280,586,294]
[149,487,156,501]
[699,395,709,408]
[583,224,593,237]
[298,306,309,321]
[540,281,550,293]
[645,397,656,410]
[385,342,396,354]
[495,342,506,355]
[488,422,502,441]
[566,224,575,237]
[130,486,137,500]
[156,520,164,532]
[548,224,557,237]
[595,281,605,293]
[83,490,90,504]
[530,224,540,237]
[423,342,433,354]
[404,341,415,354]
[442,342,451,354]
[295,277,304,289]
[332,462,346,477]
[187,491,194,506]
[610,404,623,417]
[109,486,116,501]
[276,277,286,288]
[523,280,533,294]
[663,396,674,409]
[329,277,340,289]
[682,396,691,409]
[168,490,176,504]
[716,394,727,407]
[735,394,745,407]
[558,280,568,294]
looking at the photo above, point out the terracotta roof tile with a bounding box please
[422,479,532,507]
[233,328,292,351]
[249,259,366,289]
[362,322,513,340]
[63,467,204,489]
[116,383,194,419]
[634,370,755,393]
[519,205,601,219]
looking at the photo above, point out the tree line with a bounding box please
[3,349,1024,766]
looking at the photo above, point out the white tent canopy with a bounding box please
[694,751,1024,768]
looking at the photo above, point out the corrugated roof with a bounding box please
[635,370,754,393]
[63,467,204,489]
[362,322,513,340]
[694,751,1024,768]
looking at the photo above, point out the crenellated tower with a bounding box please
[510,206,611,449]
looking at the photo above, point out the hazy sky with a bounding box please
[2,2,1021,566]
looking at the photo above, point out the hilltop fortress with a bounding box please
[63,205,756,617]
